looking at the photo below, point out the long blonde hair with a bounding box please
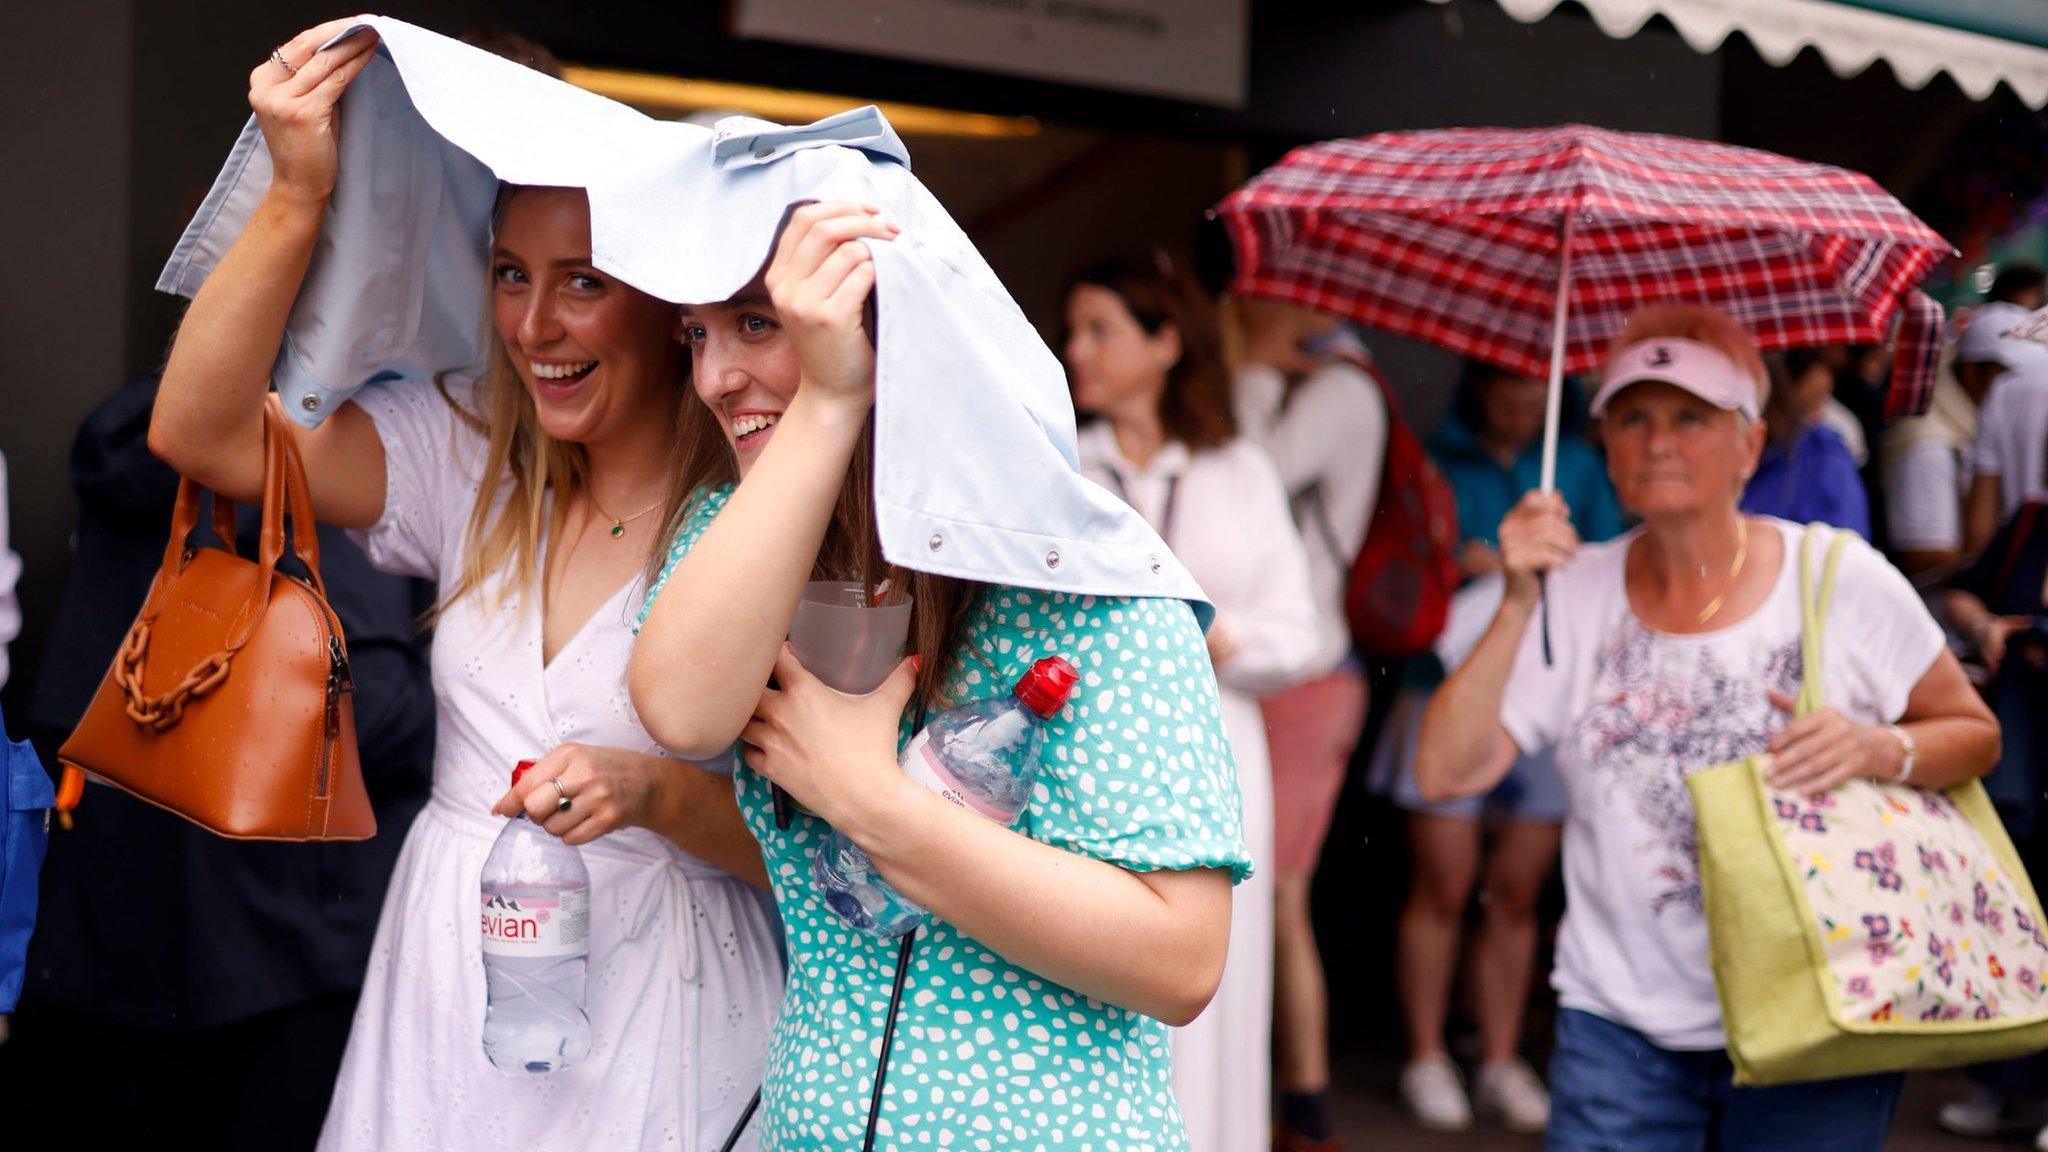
[436,189,695,615]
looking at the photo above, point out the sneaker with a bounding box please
[1400,1055,1473,1131]
[1473,1058,1551,1133]
[1941,1084,2048,1138]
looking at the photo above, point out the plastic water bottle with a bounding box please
[813,656,1079,937]
[480,759,592,1075]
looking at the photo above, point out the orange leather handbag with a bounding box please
[56,403,373,841]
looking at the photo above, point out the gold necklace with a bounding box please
[1694,516,1750,625]
[588,492,665,539]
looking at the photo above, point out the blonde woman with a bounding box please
[146,21,779,1151]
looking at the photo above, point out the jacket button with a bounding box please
[928,533,943,551]
[301,394,321,412]
[754,147,774,159]
[1045,549,1061,570]
[1150,555,1162,574]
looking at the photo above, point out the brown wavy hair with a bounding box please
[1069,251,1236,450]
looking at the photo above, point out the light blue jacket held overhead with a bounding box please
[158,15,1211,622]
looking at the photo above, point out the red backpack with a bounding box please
[1343,373,1461,659]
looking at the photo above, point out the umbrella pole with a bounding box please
[1540,214,1575,494]
[1538,213,1576,666]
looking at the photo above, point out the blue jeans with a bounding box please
[1546,1009,1903,1152]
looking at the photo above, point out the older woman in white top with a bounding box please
[1065,253,1323,1152]
[146,22,779,1150]
[1417,303,1998,1152]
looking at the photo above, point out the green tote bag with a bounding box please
[1689,525,2048,1085]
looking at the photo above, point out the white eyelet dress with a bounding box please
[316,380,783,1152]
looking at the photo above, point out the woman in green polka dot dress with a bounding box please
[631,201,1252,1151]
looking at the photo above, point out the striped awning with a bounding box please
[1429,0,2048,107]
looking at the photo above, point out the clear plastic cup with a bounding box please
[787,581,913,694]
[776,582,914,826]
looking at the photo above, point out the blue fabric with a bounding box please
[1956,506,2048,837]
[1403,416,1622,693]
[1,701,53,1012]
[158,16,1208,622]
[1394,744,1570,822]
[1431,414,1625,548]
[1380,688,1569,822]
[1546,1008,1903,1152]
[1739,423,1871,538]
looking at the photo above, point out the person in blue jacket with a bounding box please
[1435,362,1624,577]
[1740,348,1871,537]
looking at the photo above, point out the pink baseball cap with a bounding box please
[1589,337,1761,422]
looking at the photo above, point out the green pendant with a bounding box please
[609,522,626,539]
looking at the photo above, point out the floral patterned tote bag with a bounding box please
[1689,524,2048,1085]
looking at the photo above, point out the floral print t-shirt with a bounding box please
[639,486,1252,1151]
[1500,518,1944,1050]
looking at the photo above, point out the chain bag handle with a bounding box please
[111,402,320,731]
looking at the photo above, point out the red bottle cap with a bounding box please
[512,759,537,787]
[1013,656,1080,719]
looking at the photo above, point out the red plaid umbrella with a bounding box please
[1215,124,1952,490]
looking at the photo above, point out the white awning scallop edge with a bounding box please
[1428,0,2048,107]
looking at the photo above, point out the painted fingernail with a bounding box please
[910,654,924,672]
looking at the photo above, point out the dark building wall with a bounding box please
[1,0,133,717]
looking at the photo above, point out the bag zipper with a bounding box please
[280,458,352,800]
[286,574,353,800]
[322,631,353,798]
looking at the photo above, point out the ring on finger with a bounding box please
[270,47,299,75]
[551,777,572,813]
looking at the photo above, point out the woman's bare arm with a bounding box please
[147,21,388,527]
[629,203,895,758]
[745,651,1231,1024]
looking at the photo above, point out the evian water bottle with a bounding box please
[813,656,1079,937]
[480,760,592,1075]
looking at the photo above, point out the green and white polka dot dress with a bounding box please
[640,486,1251,1151]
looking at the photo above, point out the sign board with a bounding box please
[733,0,1249,108]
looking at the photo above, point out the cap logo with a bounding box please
[1591,335,1759,422]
